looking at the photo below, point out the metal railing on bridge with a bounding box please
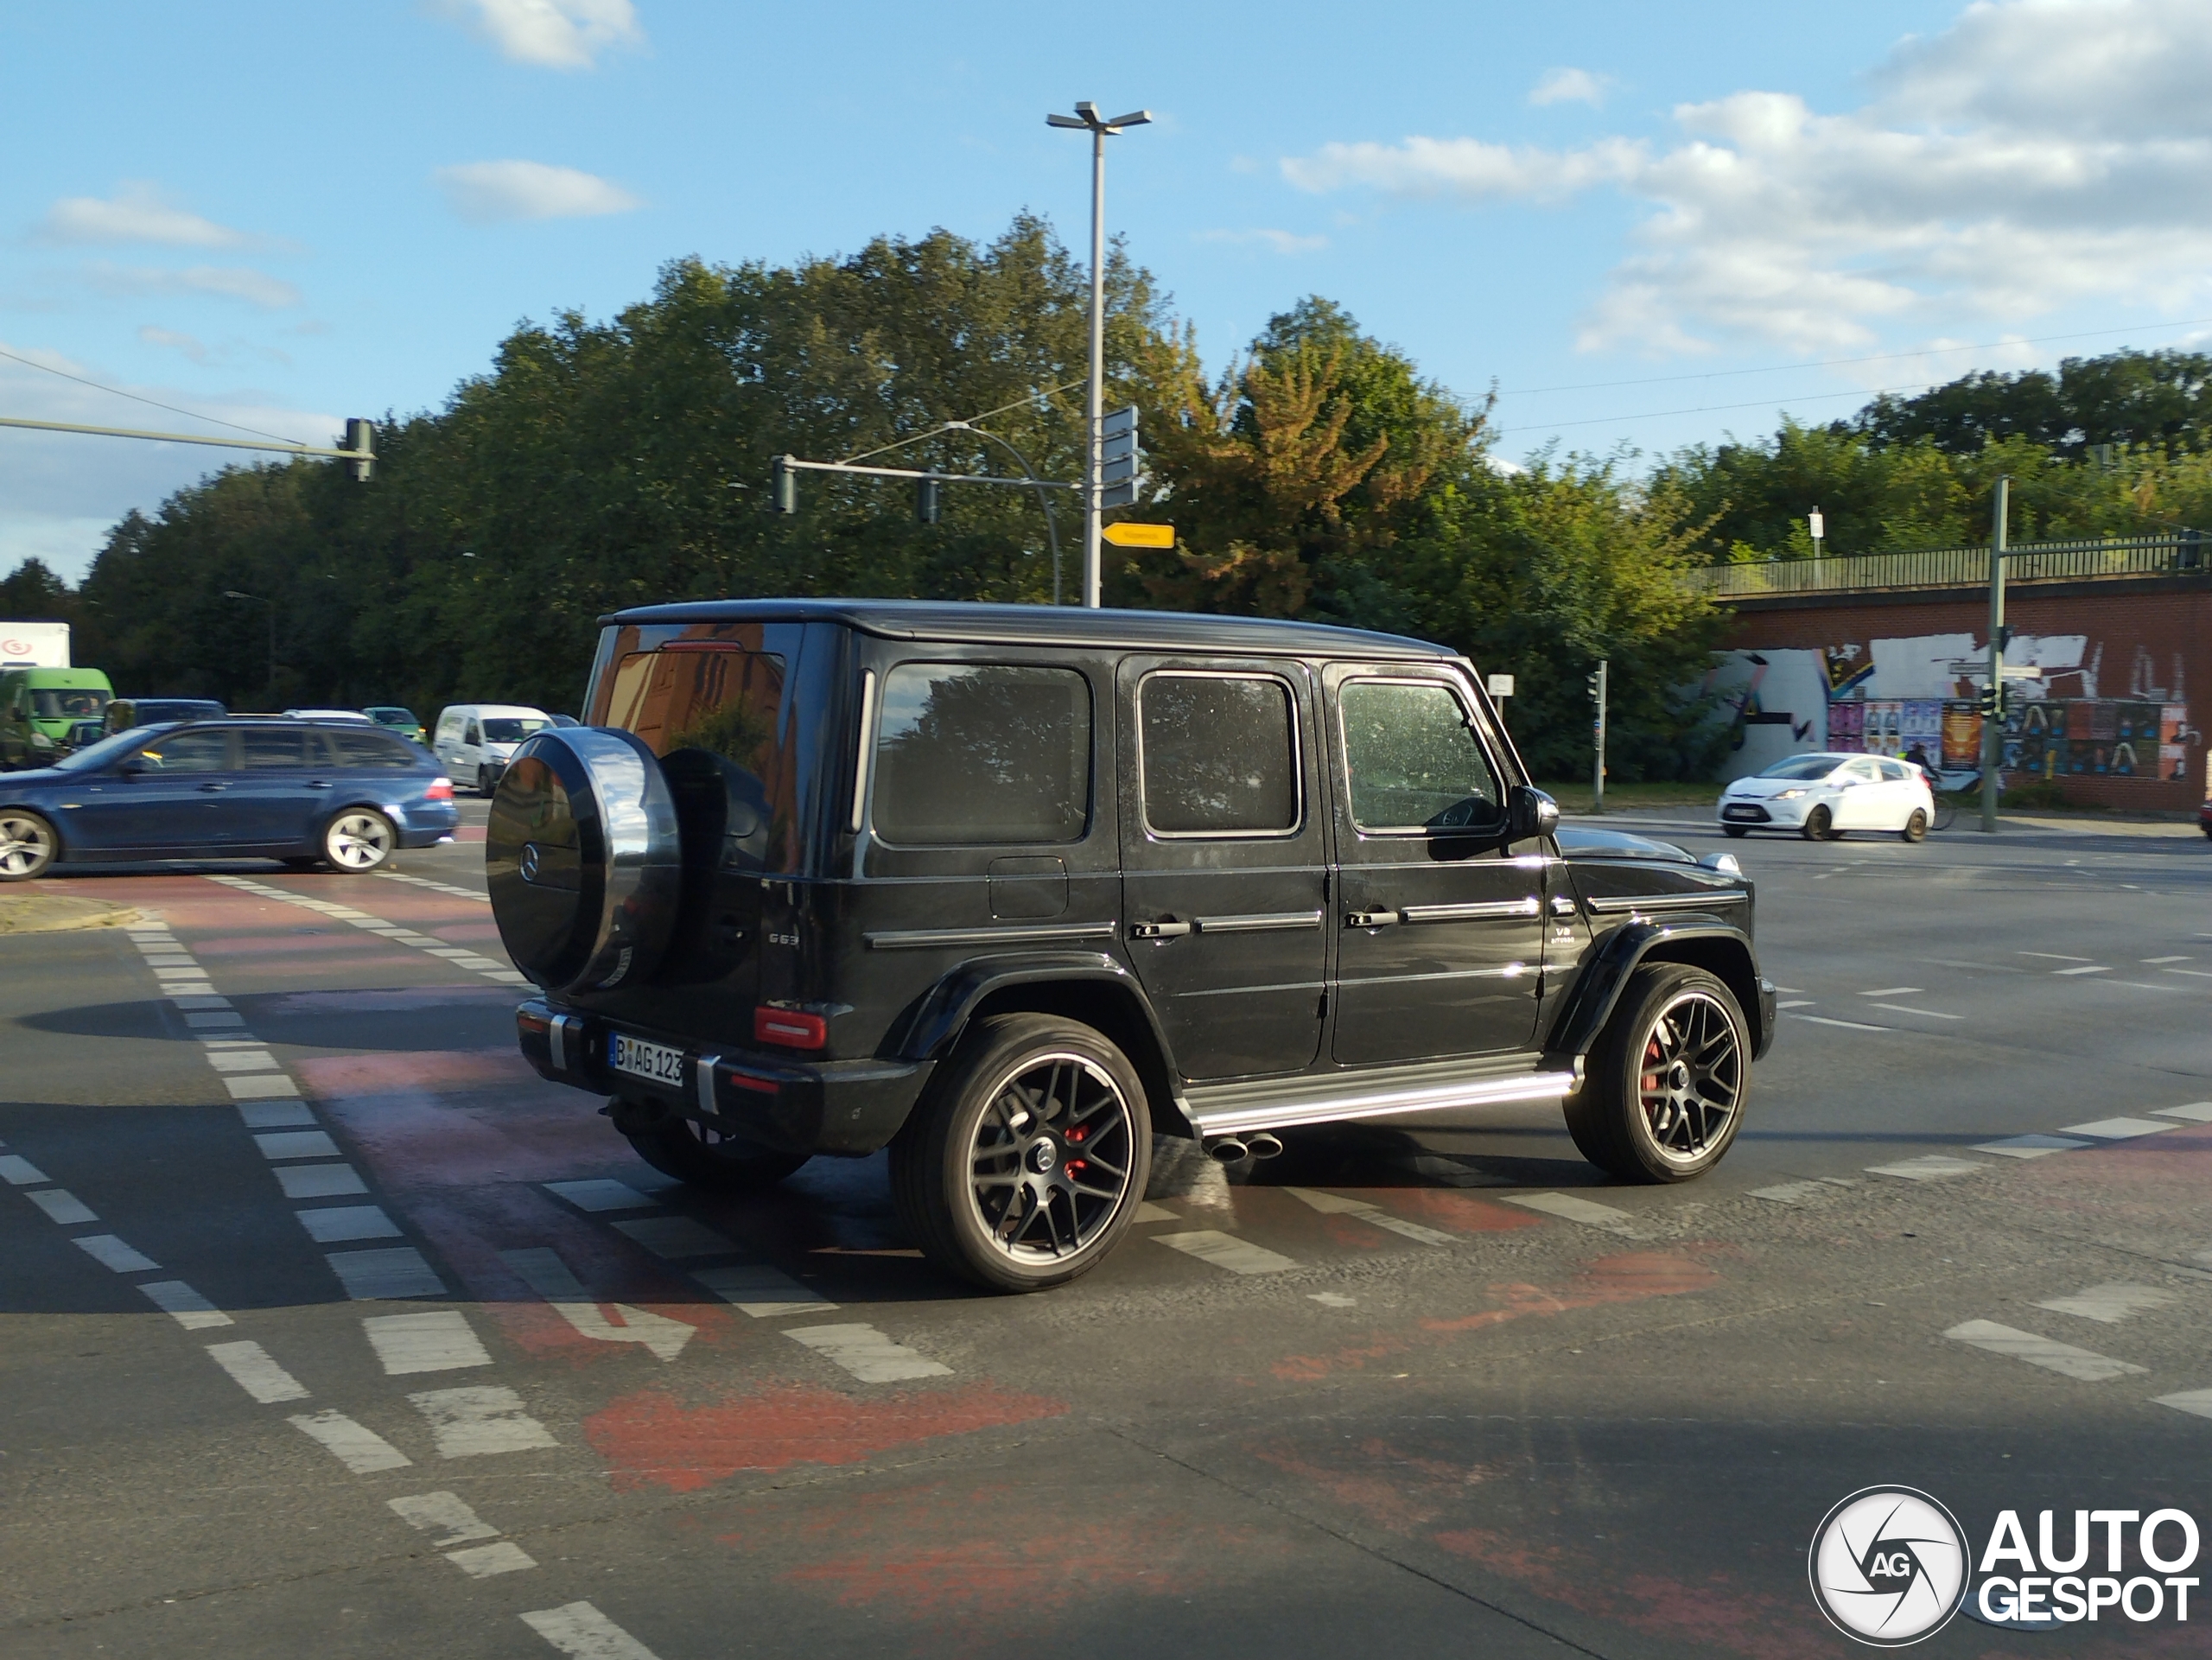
[1688,532,2203,599]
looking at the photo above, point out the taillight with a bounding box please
[426,777,454,801]
[754,1006,827,1050]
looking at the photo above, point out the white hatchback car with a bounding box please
[1718,753,1935,842]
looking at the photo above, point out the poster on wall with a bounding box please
[1861,699,1904,757]
[1827,700,1864,752]
[1942,703,1981,769]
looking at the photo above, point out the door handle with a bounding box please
[1128,919,1192,940]
[197,782,229,792]
[306,779,332,790]
[1344,909,1400,928]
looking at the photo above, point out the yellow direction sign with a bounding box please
[1102,522,1174,549]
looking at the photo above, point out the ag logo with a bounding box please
[1809,1487,1968,1646]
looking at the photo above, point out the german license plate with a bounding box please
[1722,805,1759,819]
[609,1034,684,1086]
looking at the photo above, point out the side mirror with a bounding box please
[119,757,152,778]
[1508,784,1560,841]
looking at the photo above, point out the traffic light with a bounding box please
[916,476,941,525]
[1977,684,2009,720]
[1101,406,1140,508]
[772,456,798,515]
[343,418,374,482]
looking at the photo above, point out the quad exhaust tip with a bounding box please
[1205,1132,1283,1163]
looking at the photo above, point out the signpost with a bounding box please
[1101,522,1173,549]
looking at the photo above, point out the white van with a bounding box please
[432,703,554,795]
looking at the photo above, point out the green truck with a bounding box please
[0,666,114,770]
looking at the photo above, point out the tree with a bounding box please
[0,557,73,620]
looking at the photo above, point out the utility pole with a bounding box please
[1979,476,2010,833]
[1589,659,1609,815]
[1047,100,1150,607]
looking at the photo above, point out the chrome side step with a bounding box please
[1187,1067,1580,1137]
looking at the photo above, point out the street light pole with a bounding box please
[1048,100,1150,607]
[1978,476,2010,834]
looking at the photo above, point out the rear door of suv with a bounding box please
[1323,662,1545,1064]
[1117,656,1327,1083]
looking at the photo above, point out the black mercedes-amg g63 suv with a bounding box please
[489,601,1775,1291]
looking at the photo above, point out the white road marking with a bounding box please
[1974,1135,2092,1160]
[1501,1192,1643,1235]
[141,954,196,967]
[226,1075,302,1101]
[1872,1003,1963,1021]
[543,1180,660,1213]
[239,1101,318,1129]
[409,1385,558,1457]
[277,1163,369,1199]
[2165,967,2212,979]
[73,1234,159,1272]
[25,1188,98,1225]
[1789,1014,1890,1032]
[206,1339,311,1402]
[609,1216,739,1260]
[2155,1103,2212,1123]
[2153,1390,2212,1421]
[0,1154,49,1185]
[388,1491,499,1546]
[289,1409,413,1472]
[1308,1292,1357,1307]
[2143,956,2193,964]
[1154,1229,1299,1275]
[1281,1186,1456,1246]
[2053,964,2113,976]
[298,1205,403,1243]
[255,1130,340,1161]
[208,874,523,984]
[366,1311,494,1375]
[499,1248,696,1360]
[328,1247,448,1301]
[2109,981,2187,993]
[448,1541,538,1578]
[1859,986,1923,996]
[784,1323,952,1383]
[1945,1320,2148,1382]
[1750,1180,1835,1205]
[1866,1155,1990,1181]
[378,871,491,904]
[520,1602,663,1660]
[184,1013,245,1030]
[691,1262,837,1317]
[2036,1283,2176,1325]
[138,1280,232,1329]
[2018,951,2091,961]
[1130,1200,1179,1224]
[1775,999,1815,1009]
[1919,957,2026,974]
[2057,1117,2178,1141]
[205,1050,278,1073]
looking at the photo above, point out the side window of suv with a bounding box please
[873,663,1092,845]
[1139,671,1300,836]
[1338,678,1502,833]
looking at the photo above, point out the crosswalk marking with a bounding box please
[290,1409,412,1472]
[2155,1103,2212,1123]
[1973,1135,2091,1159]
[73,1234,159,1273]
[297,1205,403,1244]
[0,1154,51,1186]
[137,1280,232,1330]
[499,1248,696,1360]
[610,1216,738,1260]
[784,1322,951,1383]
[238,1100,318,1129]
[367,1311,494,1375]
[225,1074,302,1101]
[25,1188,98,1225]
[1154,1230,1298,1275]
[543,1180,661,1213]
[389,1491,499,1545]
[276,1162,369,1199]
[1500,1192,1642,1235]
[1281,1187,1457,1245]
[328,1246,448,1301]
[521,1602,663,1660]
[2154,1390,2212,1421]
[206,1339,310,1403]
[255,1130,340,1161]
[2034,1283,2174,1325]
[448,1541,539,1578]
[2057,1116,2177,1140]
[691,1262,836,1317]
[1866,1155,1988,1181]
[409,1385,558,1457]
[1750,1180,1834,1205]
[1944,1320,2148,1381]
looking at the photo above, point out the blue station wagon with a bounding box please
[0,719,459,881]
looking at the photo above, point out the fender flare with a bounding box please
[1544,915,1770,1065]
[882,949,1181,1072]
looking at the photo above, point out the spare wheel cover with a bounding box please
[486,728,680,995]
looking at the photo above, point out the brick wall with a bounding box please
[1717,576,2210,811]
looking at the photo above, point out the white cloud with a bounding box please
[1529,67,1610,108]
[1195,227,1330,255]
[1282,0,2212,354]
[436,0,643,69]
[38,182,257,249]
[91,264,304,310]
[137,325,213,366]
[435,159,642,223]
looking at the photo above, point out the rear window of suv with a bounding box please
[873,663,1091,845]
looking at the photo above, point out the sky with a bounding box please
[6,0,2212,583]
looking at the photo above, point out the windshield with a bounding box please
[52,727,160,772]
[482,717,550,743]
[1758,754,1845,780]
[32,688,110,720]
[365,707,416,726]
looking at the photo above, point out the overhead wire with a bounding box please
[0,343,308,446]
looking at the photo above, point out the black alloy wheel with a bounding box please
[0,810,57,881]
[1900,808,1928,843]
[1802,804,1834,841]
[892,1013,1150,1292]
[622,1110,810,1192]
[1566,963,1748,1183]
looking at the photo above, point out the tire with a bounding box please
[1564,964,1749,1184]
[1900,808,1928,843]
[1722,825,1749,839]
[622,1111,811,1193]
[280,855,322,871]
[0,809,57,881]
[890,1013,1152,1293]
[477,765,494,798]
[322,808,397,873]
[1802,805,1834,841]
[1930,798,1957,832]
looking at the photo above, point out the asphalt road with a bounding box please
[3,801,2209,1658]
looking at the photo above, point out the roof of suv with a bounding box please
[602,599,1458,660]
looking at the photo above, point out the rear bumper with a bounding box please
[515,998,930,1156]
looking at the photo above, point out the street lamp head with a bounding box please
[1050,103,1150,135]
[1045,112,1086,129]
[1074,100,1098,118]
[1106,110,1152,128]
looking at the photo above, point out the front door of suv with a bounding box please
[1118,659,1327,1083]
[1325,665,1546,1065]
